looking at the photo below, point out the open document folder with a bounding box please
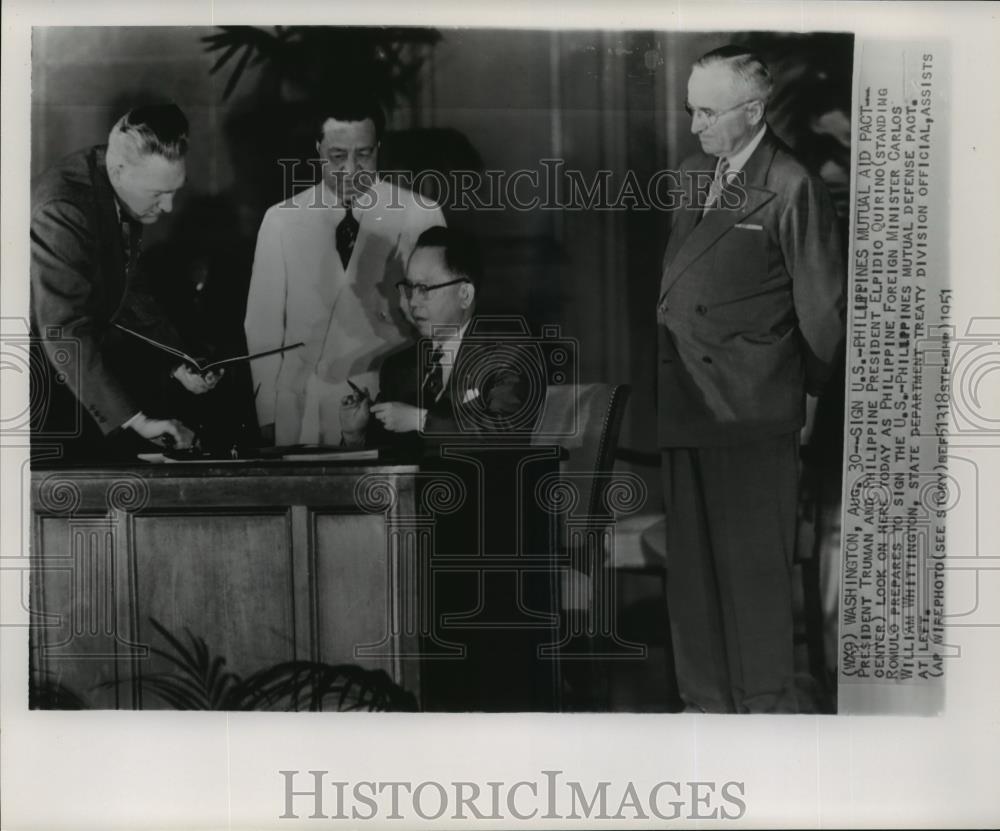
[114,323,303,373]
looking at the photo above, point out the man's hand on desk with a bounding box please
[172,364,224,395]
[128,414,196,449]
[371,401,427,433]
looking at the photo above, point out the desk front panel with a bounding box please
[30,463,418,709]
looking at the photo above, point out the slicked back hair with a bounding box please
[106,103,189,167]
[694,45,773,106]
[413,226,483,293]
[313,94,387,143]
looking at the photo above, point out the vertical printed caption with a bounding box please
[840,45,950,715]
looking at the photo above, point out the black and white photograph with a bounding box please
[23,23,853,716]
[2,1,998,829]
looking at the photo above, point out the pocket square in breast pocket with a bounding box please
[734,222,764,231]
[462,388,481,404]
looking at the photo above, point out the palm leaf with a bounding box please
[146,618,203,676]
[236,661,416,712]
[138,673,212,710]
[30,675,89,709]
[222,44,256,100]
[201,26,285,100]
[111,619,417,711]
[205,654,239,705]
[200,25,441,103]
[208,42,242,74]
[136,618,241,708]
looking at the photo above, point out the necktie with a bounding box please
[421,345,444,404]
[703,158,731,216]
[335,205,359,269]
[121,219,141,275]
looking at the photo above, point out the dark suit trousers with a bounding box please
[661,433,799,713]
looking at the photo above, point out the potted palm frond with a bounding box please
[100,618,417,712]
[200,26,482,207]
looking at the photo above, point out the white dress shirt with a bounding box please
[719,124,767,176]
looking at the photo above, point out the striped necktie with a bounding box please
[703,157,731,215]
[421,345,445,404]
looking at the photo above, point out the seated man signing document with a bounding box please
[340,226,543,453]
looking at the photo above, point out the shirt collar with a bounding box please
[113,198,134,230]
[97,147,139,230]
[719,124,767,173]
[319,177,382,210]
[432,319,471,352]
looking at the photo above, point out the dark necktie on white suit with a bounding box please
[335,205,359,269]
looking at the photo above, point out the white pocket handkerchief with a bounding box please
[462,388,481,404]
[734,222,764,231]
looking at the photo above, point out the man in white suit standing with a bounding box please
[245,96,445,445]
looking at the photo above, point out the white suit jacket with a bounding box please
[245,179,444,444]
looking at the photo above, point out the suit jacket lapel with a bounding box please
[311,187,353,362]
[444,336,470,407]
[325,188,350,308]
[421,324,473,412]
[659,131,779,301]
[88,147,128,297]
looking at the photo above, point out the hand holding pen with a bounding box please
[340,378,373,441]
[345,378,372,405]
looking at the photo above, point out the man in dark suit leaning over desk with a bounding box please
[30,103,221,459]
[340,225,543,452]
[657,46,846,713]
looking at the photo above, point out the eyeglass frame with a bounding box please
[396,276,471,300]
[684,98,761,126]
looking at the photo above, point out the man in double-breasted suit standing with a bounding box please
[657,46,846,712]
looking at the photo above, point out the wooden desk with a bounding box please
[30,448,562,710]
[30,460,422,709]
